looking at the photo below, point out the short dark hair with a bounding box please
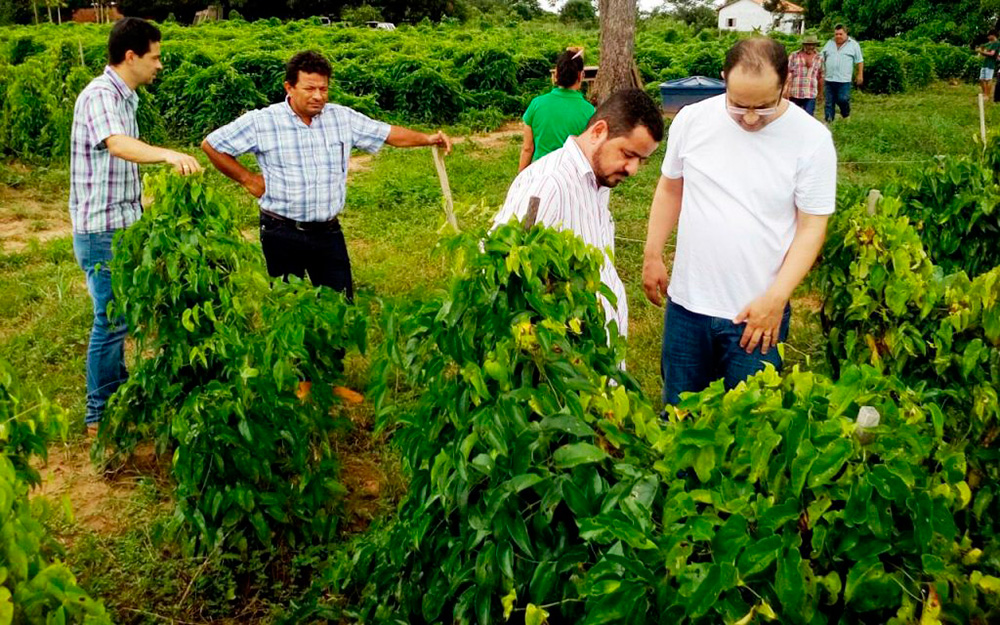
[108,17,161,65]
[555,49,585,88]
[285,51,332,86]
[723,38,789,86]
[834,24,846,31]
[586,89,664,142]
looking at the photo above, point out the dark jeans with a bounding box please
[73,231,128,424]
[661,299,791,406]
[824,81,851,121]
[790,97,816,116]
[259,213,353,299]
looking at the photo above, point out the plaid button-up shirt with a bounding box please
[69,66,142,234]
[788,51,824,99]
[206,99,391,222]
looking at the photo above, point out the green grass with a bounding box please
[0,81,995,622]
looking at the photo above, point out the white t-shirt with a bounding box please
[661,94,837,320]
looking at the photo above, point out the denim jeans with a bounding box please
[824,81,852,121]
[661,299,791,406]
[790,97,816,116]
[73,231,128,424]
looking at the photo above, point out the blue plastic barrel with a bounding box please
[659,76,726,112]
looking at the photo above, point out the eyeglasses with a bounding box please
[726,94,783,118]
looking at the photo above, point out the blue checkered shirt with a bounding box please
[69,66,142,234]
[206,99,391,222]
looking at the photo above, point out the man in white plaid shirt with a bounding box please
[202,51,452,298]
[70,17,201,434]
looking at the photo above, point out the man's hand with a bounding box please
[428,131,452,155]
[855,73,864,87]
[642,255,670,307]
[733,291,787,355]
[164,150,203,176]
[242,173,265,199]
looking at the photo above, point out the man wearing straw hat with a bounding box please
[785,34,824,117]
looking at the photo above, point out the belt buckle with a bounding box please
[295,221,308,232]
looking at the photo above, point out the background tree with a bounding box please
[591,0,641,104]
[665,0,716,32]
[560,0,596,23]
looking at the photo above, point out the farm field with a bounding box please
[1,16,1000,625]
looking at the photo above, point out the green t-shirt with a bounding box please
[522,88,596,162]
[984,41,1000,70]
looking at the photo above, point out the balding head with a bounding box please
[722,38,789,89]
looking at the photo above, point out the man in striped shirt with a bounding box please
[70,17,202,433]
[201,51,451,299]
[492,89,664,339]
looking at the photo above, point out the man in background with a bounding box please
[821,24,864,123]
[785,34,824,116]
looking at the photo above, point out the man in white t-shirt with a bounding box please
[642,38,837,405]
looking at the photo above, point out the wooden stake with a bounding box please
[980,93,988,145]
[431,146,459,233]
[523,196,540,231]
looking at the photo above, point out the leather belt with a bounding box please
[260,210,340,232]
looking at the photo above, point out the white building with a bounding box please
[718,0,805,35]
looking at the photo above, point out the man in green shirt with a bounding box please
[518,48,595,172]
[977,32,1000,100]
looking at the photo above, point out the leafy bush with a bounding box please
[684,47,724,79]
[101,174,367,558]
[0,60,56,159]
[394,66,465,124]
[231,51,287,104]
[462,49,518,93]
[8,35,43,65]
[861,47,906,94]
[0,363,113,624]
[295,221,1000,624]
[181,64,266,144]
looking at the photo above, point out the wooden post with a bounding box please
[431,146,459,233]
[866,189,882,216]
[523,196,540,231]
[980,93,988,145]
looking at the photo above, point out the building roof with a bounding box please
[719,0,806,14]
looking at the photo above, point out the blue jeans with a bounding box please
[73,231,128,424]
[790,97,816,116]
[661,299,791,406]
[824,81,851,121]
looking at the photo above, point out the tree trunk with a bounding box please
[31,0,39,24]
[46,2,52,23]
[591,0,642,105]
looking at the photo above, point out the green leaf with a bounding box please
[807,438,854,488]
[748,423,782,483]
[525,604,549,625]
[686,563,723,618]
[737,535,782,577]
[693,446,716,482]
[553,443,607,469]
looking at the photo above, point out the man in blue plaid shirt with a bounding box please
[202,50,452,298]
[70,17,201,434]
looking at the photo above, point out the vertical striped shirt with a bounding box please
[205,99,391,222]
[821,38,863,83]
[492,137,628,337]
[69,66,141,234]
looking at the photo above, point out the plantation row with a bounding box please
[0,17,984,161]
[2,124,999,622]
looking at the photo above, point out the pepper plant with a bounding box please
[99,173,366,558]
[0,362,113,624]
